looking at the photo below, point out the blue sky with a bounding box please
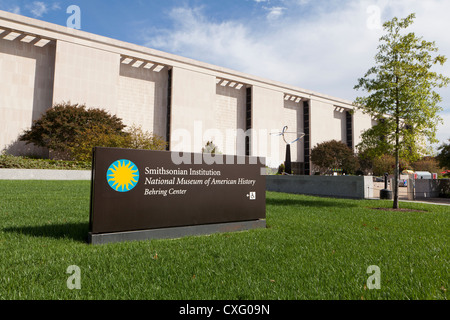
[1,0,450,150]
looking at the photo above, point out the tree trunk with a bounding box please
[393,142,400,209]
[393,114,400,209]
[393,72,400,209]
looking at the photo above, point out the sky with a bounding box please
[1,0,449,152]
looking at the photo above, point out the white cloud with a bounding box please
[144,7,275,81]
[27,1,48,18]
[144,3,381,95]
[265,6,286,20]
[51,3,61,11]
[0,1,21,15]
[25,1,61,18]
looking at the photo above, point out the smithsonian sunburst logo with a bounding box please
[107,160,139,192]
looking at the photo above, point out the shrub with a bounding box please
[125,125,167,151]
[357,149,375,175]
[68,123,129,162]
[277,163,285,175]
[411,156,441,173]
[69,124,167,162]
[0,153,90,170]
[439,180,450,198]
[20,102,126,159]
[311,140,359,175]
[437,139,450,169]
[202,141,221,154]
[372,154,411,176]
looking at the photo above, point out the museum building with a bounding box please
[0,10,373,174]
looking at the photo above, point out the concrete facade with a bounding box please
[0,10,373,172]
[414,179,450,199]
[266,175,374,199]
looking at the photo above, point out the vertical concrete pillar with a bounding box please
[252,86,284,168]
[170,67,216,153]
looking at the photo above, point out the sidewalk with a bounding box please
[400,197,450,206]
[0,169,91,180]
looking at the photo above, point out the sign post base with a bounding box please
[88,219,266,245]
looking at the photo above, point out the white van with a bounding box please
[414,171,434,179]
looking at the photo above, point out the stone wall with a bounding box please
[266,175,373,199]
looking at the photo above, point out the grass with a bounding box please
[0,180,448,300]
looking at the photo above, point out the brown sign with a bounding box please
[89,147,266,235]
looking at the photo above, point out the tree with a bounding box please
[437,139,450,169]
[357,149,375,175]
[411,156,441,173]
[354,13,450,209]
[20,102,168,162]
[372,154,411,176]
[311,140,359,175]
[20,102,126,159]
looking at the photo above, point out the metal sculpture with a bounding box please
[272,126,305,174]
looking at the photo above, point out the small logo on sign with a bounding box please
[107,160,139,192]
[247,192,256,200]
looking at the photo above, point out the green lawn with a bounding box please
[0,180,448,300]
